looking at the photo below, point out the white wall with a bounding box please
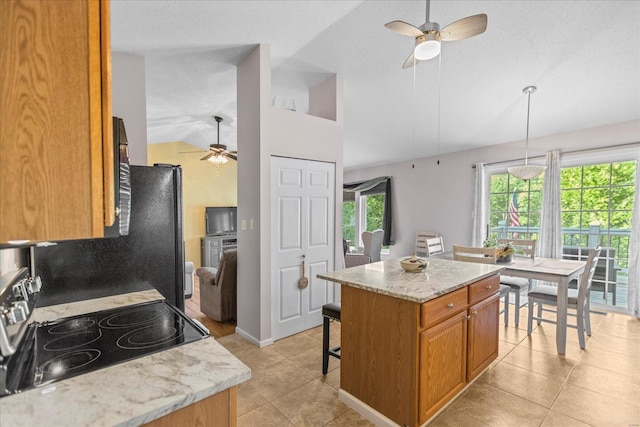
[236,45,266,344]
[236,45,344,346]
[345,119,640,259]
[112,53,147,165]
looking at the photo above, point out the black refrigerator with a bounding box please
[34,164,185,311]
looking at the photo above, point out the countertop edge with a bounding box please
[318,259,504,303]
[115,337,252,427]
[119,341,252,427]
[128,371,252,427]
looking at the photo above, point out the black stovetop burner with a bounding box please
[8,300,208,394]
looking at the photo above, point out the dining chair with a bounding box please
[499,284,511,326]
[527,246,601,349]
[498,239,536,326]
[452,244,497,264]
[344,229,384,267]
[426,236,445,256]
[415,230,439,257]
[453,244,509,324]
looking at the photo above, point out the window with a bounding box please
[342,192,386,250]
[363,193,385,232]
[487,153,637,311]
[488,173,543,242]
[560,161,636,307]
[342,200,356,246]
[343,177,392,251]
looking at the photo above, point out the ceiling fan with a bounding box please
[199,116,237,164]
[385,0,487,69]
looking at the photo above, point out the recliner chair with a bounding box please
[344,229,384,268]
[196,249,237,321]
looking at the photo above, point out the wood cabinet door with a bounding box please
[467,292,500,381]
[419,311,468,424]
[0,0,113,243]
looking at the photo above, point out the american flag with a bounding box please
[508,190,520,238]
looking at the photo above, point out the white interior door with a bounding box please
[271,157,335,340]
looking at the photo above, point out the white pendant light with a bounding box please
[508,85,546,180]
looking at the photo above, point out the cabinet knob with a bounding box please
[447,303,454,309]
[472,310,478,316]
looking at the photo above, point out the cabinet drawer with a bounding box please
[421,287,468,330]
[468,274,500,305]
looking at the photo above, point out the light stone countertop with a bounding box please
[0,290,251,427]
[318,258,504,303]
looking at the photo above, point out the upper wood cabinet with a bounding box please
[0,0,114,244]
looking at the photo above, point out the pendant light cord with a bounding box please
[436,49,442,161]
[412,53,417,159]
[524,89,531,166]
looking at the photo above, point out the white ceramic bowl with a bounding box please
[400,256,428,272]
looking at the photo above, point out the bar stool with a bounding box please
[322,302,341,375]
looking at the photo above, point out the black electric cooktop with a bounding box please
[9,300,208,394]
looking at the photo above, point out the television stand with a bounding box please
[201,233,237,268]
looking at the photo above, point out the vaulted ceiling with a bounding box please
[111,1,640,171]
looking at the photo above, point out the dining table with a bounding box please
[501,256,586,354]
[433,252,586,354]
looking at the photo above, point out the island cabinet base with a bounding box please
[143,386,237,427]
[340,274,500,427]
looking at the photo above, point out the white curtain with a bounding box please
[628,161,640,317]
[539,151,562,258]
[472,163,486,247]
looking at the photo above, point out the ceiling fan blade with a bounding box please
[440,14,487,41]
[402,52,420,69]
[200,152,214,161]
[226,153,238,161]
[384,20,423,38]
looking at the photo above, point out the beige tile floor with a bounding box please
[216,305,640,427]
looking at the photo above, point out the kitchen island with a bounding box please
[318,258,504,427]
[0,290,251,427]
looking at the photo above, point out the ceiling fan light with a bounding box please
[414,33,440,60]
[207,154,229,165]
[507,165,546,181]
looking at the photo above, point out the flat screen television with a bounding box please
[205,207,237,235]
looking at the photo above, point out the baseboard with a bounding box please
[338,363,493,427]
[338,389,400,427]
[234,326,274,348]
